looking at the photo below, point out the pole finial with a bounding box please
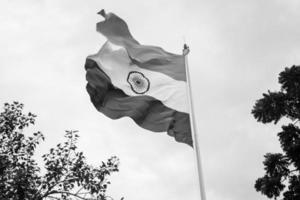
[183,43,190,56]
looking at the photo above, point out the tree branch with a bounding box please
[39,174,78,199]
[47,190,92,200]
[47,196,60,200]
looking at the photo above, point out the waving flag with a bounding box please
[85,10,192,146]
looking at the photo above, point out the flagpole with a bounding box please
[183,44,207,200]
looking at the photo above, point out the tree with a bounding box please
[252,65,300,200]
[0,102,121,200]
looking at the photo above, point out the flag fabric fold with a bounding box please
[85,11,192,146]
[97,12,186,82]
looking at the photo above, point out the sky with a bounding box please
[1,0,300,200]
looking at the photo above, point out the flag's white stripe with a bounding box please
[88,42,188,113]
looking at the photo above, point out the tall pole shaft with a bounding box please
[183,44,207,200]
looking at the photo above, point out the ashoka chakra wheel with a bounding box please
[127,71,150,94]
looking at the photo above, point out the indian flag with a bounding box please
[85,10,192,146]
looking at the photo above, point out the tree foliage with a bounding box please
[0,102,120,200]
[252,65,300,199]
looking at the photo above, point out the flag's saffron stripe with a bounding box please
[96,13,186,82]
[85,59,193,147]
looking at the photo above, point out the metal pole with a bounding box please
[183,44,207,200]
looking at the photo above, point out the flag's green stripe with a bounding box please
[85,59,192,147]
